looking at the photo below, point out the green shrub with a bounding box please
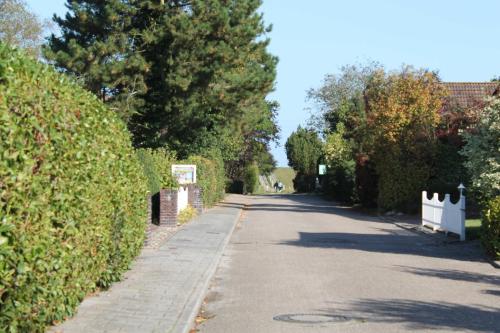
[136,149,162,194]
[323,162,356,203]
[137,148,224,209]
[293,172,317,193]
[186,151,225,207]
[461,98,500,203]
[0,45,148,332]
[355,157,378,208]
[243,163,259,194]
[376,154,432,213]
[177,205,198,225]
[136,148,178,193]
[481,196,500,259]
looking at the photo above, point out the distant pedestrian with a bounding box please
[274,181,279,192]
[278,181,284,192]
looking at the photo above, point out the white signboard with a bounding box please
[318,164,327,175]
[172,164,197,184]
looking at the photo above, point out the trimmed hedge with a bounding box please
[481,196,500,259]
[243,163,259,194]
[0,45,148,332]
[136,148,178,194]
[137,148,225,209]
[186,152,225,207]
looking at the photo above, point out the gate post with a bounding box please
[458,183,466,241]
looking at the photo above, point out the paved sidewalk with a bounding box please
[50,194,246,333]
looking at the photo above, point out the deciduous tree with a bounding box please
[0,0,49,57]
[364,67,446,211]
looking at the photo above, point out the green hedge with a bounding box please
[137,148,225,209]
[243,163,259,194]
[0,45,148,332]
[322,162,356,203]
[136,148,178,194]
[481,196,500,259]
[186,151,225,207]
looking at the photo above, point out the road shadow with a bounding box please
[223,194,380,221]
[216,202,246,209]
[322,299,500,332]
[397,266,500,286]
[483,289,500,296]
[231,194,487,262]
[280,231,485,261]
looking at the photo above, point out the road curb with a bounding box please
[381,215,463,243]
[177,202,245,333]
[487,259,500,269]
[382,216,500,269]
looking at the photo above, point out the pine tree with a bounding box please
[44,0,148,121]
[46,0,279,174]
[131,0,278,160]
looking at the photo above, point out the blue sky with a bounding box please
[27,0,500,166]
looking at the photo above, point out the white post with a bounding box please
[458,183,466,241]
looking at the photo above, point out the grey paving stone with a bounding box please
[48,195,246,333]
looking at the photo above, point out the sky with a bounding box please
[27,0,500,166]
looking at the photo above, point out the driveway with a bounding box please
[197,194,500,333]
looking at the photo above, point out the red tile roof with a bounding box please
[441,82,500,109]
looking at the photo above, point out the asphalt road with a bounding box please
[197,194,500,333]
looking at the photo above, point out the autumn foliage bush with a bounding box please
[364,68,446,212]
[0,45,148,332]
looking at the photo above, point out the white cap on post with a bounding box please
[458,183,466,196]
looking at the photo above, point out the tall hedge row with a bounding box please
[186,152,226,207]
[0,45,148,332]
[136,148,178,194]
[137,148,226,209]
[481,196,500,259]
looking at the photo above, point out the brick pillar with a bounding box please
[187,184,203,214]
[159,189,178,226]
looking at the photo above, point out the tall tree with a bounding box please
[45,0,149,121]
[0,0,48,57]
[307,62,381,137]
[364,67,446,211]
[285,127,323,192]
[131,0,278,159]
[46,0,279,173]
[307,62,381,204]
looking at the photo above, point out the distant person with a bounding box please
[278,181,284,192]
[274,181,279,192]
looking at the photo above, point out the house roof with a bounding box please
[441,82,500,109]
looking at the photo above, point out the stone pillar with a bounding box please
[187,184,203,214]
[159,189,178,226]
[146,194,152,225]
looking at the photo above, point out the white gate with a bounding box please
[421,184,466,241]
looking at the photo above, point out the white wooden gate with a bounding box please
[422,185,466,241]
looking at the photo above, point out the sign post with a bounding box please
[318,164,327,175]
[171,164,197,184]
